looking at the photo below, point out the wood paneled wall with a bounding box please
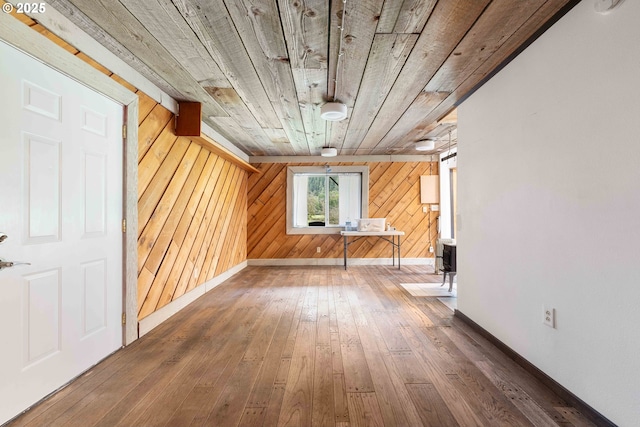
[10,11,249,321]
[248,162,438,260]
[135,102,248,320]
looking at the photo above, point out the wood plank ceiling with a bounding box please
[47,0,576,157]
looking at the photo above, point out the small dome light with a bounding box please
[320,102,347,121]
[415,139,435,151]
[321,147,338,157]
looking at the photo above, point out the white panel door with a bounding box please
[0,41,123,424]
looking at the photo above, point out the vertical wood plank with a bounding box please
[278,321,316,427]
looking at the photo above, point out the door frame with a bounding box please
[0,13,139,345]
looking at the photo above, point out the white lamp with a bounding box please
[321,147,338,157]
[415,139,435,151]
[320,102,347,121]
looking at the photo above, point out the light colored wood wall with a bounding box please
[11,11,248,321]
[248,161,438,260]
[135,102,248,320]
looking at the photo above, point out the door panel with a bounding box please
[24,269,62,366]
[24,133,62,242]
[0,41,124,424]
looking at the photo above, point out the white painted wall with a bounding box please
[439,147,457,239]
[456,1,640,425]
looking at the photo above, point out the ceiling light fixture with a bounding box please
[321,147,338,157]
[415,139,436,151]
[320,102,347,121]
[321,0,348,122]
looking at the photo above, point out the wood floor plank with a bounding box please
[237,406,267,427]
[346,392,385,427]
[316,285,331,347]
[246,285,302,409]
[356,311,421,426]
[371,310,412,352]
[202,359,263,427]
[341,343,375,393]
[260,384,286,427]
[407,382,460,426]
[333,373,350,425]
[476,360,565,427]
[312,345,334,427]
[277,320,316,427]
[420,326,536,426]
[334,285,361,345]
[17,303,212,427]
[132,296,269,426]
[400,326,496,426]
[165,297,272,425]
[554,406,597,427]
[8,266,590,427]
[446,316,575,424]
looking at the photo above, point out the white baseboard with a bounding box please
[247,258,434,267]
[138,261,248,337]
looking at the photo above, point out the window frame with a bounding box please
[286,166,369,235]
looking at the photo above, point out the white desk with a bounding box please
[340,230,405,270]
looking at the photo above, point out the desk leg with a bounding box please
[343,235,347,270]
[398,235,401,270]
[392,236,395,267]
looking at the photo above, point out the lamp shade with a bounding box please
[320,102,347,121]
[321,147,338,157]
[415,139,435,151]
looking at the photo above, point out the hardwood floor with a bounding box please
[7,266,596,427]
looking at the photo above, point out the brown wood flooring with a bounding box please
[8,266,596,427]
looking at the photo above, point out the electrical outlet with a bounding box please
[543,306,555,328]
[422,206,428,213]
[429,246,434,253]
[317,247,321,253]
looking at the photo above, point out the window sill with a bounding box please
[286,226,343,235]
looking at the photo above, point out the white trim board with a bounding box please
[250,155,438,163]
[201,122,250,161]
[248,258,435,267]
[138,261,248,337]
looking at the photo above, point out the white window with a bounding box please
[286,166,369,234]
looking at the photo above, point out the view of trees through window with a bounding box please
[307,175,339,225]
[288,167,365,233]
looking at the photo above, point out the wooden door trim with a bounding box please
[0,12,139,345]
